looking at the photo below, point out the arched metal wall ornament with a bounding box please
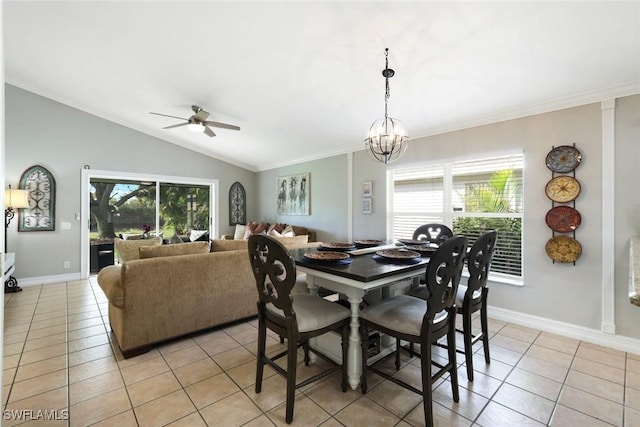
[18,165,56,231]
[229,181,246,226]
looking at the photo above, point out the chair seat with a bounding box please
[360,295,448,337]
[455,285,482,306]
[267,294,350,332]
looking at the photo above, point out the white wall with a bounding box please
[614,94,640,338]
[4,84,256,280]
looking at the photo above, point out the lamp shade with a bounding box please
[5,189,30,209]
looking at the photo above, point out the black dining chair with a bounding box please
[359,236,468,427]
[247,234,350,424]
[454,230,497,381]
[413,223,454,245]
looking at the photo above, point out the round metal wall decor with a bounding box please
[545,145,582,173]
[545,206,582,233]
[544,175,581,203]
[545,236,582,263]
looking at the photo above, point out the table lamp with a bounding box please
[5,185,29,253]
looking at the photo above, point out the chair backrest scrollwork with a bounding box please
[423,235,468,319]
[248,234,297,316]
[413,223,454,245]
[466,230,498,296]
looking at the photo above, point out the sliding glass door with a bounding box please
[82,170,218,277]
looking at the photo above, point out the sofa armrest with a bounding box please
[97,265,125,308]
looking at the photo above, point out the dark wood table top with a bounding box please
[289,247,429,283]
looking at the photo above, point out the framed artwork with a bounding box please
[229,181,246,226]
[19,164,56,231]
[362,181,372,197]
[362,198,372,214]
[277,173,310,215]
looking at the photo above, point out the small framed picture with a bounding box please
[362,198,372,214]
[362,181,372,198]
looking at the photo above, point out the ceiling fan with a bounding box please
[150,105,240,137]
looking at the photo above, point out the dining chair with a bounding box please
[453,230,497,381]
[359,236,468,427]
[412,223,454,244]
[247,234,350,424]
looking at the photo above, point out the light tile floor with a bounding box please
[3,278,640,426]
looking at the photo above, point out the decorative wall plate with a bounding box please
[545,236,582,263]
[546,145,582,173]
[545,206,582,233]
[545,176,581,203]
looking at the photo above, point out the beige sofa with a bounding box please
[98,236,315,358]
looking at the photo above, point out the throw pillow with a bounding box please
[267,223,287,234]
[139,241,210,259]
[189,229,209,242]
[233,224,247,240]
[211,239,249,252]
[267,228,282,237]
[243,221,269,239]
[114,237,162,263]
[281,225,296,237]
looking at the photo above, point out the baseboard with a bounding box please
[489,305,640,354]
[15,273,84,287]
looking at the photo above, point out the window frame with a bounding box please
[387,153,524,286]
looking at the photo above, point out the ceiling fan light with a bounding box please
[187,122,205,133]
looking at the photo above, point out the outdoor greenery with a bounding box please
[90,181,209,241]
[452,169,522,276]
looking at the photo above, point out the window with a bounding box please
[390,154,524,280]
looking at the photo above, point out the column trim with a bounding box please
[601,99,616,334]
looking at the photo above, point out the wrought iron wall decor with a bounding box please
[18,165,56,231]
[229,181,246,226]
[277,173,310,215]
[544,144,582,264]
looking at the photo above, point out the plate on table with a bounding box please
[318,242,356,251]
[397,239,428,246]
[303,251,351,263]
[545,176,581,203]
[545,206,582,233]
[403,244,438,255]
[375,249,421,260]
[546,145,582,173]
[353,239,384,248]
[545,236,582,263]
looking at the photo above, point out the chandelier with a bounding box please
[365,48,409,164]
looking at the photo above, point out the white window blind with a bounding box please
[390,154,524,279]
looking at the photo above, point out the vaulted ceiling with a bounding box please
[4,1,640,171]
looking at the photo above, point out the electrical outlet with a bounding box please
[64,261,70,269]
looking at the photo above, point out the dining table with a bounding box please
[289,242,432,390]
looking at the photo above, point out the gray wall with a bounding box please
[5,84,256,278]
[259,98,640,339]
[256,155,348,242]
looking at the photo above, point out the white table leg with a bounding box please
[346,295,363,390]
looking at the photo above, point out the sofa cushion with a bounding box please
[282,225,296,237]
[139,241,210,259]
[211,239,248,252]
[114,237,162,262]
[273,235,309,247]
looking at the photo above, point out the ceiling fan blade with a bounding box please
[150,112,188,121]
[203,126,216,137]
[204,121,240,131]
[162,122,188,129]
